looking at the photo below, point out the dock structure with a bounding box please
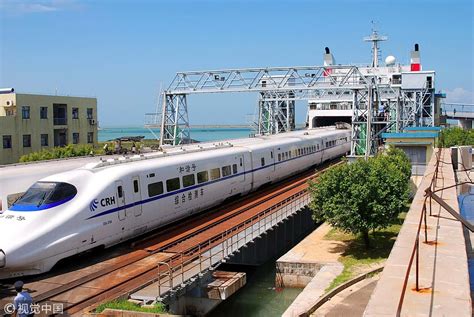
[364,148,472,316]
[146,29,441,160]
[441,103,474,129]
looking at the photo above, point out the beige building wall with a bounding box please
[0,92,98,164]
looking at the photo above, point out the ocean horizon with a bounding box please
[98,126,253,143]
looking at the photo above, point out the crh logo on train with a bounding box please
[89,196,116,212]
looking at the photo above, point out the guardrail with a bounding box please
[441,103,474,113]
[154,188,311,299]
[396,148,473,316]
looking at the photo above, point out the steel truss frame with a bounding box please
[150,65,434,157]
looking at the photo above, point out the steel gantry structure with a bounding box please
[145,64,435,158]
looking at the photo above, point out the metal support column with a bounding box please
[160,93,191,146]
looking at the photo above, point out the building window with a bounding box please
[87,108,93,119]
[72,107,79,119]
[40,107,48,119]
[87,132,93,144]
[3,135,12,149]
[22,106,30,119]
[23,135,31,148]
[41,134,49,146]
[73,133,80,144]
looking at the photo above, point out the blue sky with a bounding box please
[1,0,473,126]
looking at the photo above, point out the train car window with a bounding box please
[240,158,243,167]
[166,178,180,192]
[133,180,139,193]
[117,186,123,198]
[222,165,232,177]
[261,157,265,166]
[278,153,281,161]
[197,171,209,183]
[232,164,238,174]
[298,149,301,156]
[289,151,292,158]
[148,182,163,197]
[270,151,273,159]
[210,168,221,180]
[182,174,195,187]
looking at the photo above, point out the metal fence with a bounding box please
[154,190,311,300]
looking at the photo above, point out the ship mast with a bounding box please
[363,22,388,68]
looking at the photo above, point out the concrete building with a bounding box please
[0,88,98,164]
[382,126,441,176]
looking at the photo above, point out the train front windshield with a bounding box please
[13,182,77,208]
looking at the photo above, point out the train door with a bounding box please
[239,155,245,181]
[271,150,276,171]
[131,176,143,217]
[115,180,126,221]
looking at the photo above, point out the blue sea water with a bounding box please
[98,127,253,143]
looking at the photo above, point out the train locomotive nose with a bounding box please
[0,249,5,268]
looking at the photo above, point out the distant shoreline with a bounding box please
[101,125,252,129]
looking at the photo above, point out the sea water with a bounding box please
[98,127,253,142]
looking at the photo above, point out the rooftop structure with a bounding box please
[0,89,98,164]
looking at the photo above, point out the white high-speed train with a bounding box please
[0,127,350,279]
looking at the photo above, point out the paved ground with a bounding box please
[312,275,379,317]
[278,223,347,263]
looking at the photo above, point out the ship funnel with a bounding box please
[0,88,14,94]
[410,43,421,71]
[323,47,335,66]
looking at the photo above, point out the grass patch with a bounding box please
[325,212,407,291]
[95,299,166,314]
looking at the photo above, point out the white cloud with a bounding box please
[0,0,81,14]
[445,87,474,104]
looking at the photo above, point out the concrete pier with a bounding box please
[277,223,344,317]
[364,149,472,316]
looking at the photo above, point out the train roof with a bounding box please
[81,126,349,171]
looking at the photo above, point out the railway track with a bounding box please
[0,159,342,316]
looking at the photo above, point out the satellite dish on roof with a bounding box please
[385,55,396,66]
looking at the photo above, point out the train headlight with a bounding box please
[0,250,5,268]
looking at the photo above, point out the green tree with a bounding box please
[309,147,411,248]
[438,127,474,147]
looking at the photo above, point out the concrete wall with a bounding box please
[0,93,98,164]
[225,207,317,266]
